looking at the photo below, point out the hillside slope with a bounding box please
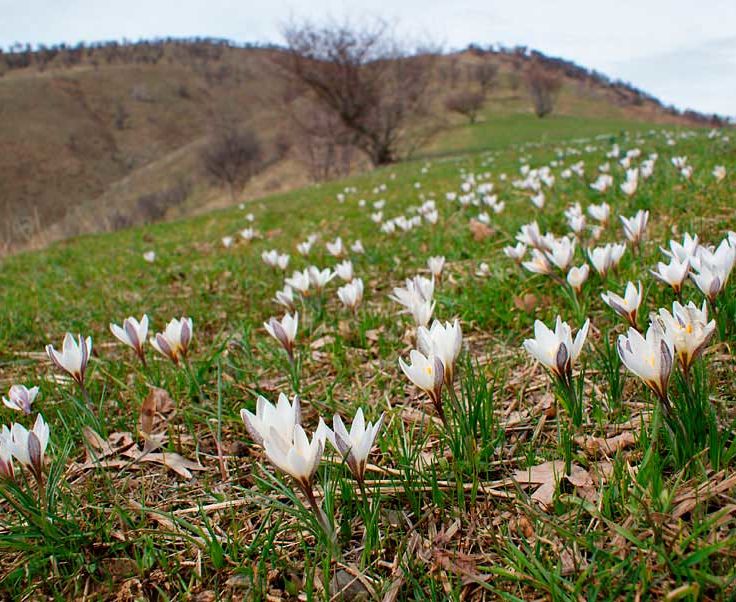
[0,41,717,252]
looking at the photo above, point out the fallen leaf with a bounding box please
[512,460,567,485]
[469,219,493,241]
[513,293,538,313]
[310,335,334,349]
[121,449,206,479]
[364,328,382,342]
[577,431,637,456]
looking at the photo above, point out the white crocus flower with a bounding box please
[0,432,13,478]
[2,385,39,415]
[417,319,463,385]
[691,264,725,304]
[337,278,364,313]
[650,257,690,294]
[222,236,234,248]
[424,210,439,224]
[588,244,613,278]
[427,256,445,281]
[275,285,296,311]
[297,240,313,256]
[617,322,673,408]
[545,237,576,272]
[308,266,336,291]
[46,333,92,386]
[568,214,586,235]
[276,254,290,271]
[326,237,345,257]
[476,262,491,277]
[601,281,643,329]
[567,264,589,294]
[326,408,384,484]
[516,222,543,248]
[285,269,311,295]
[241,393,301,447]
[390,276,434,310]
[143,251,156,263]
[620,169,638,197]
[610,242,627,268]
[399,350,445,421]
[240,227,257,241]
[712,165,726,182]
[663,233,700,264]
[150,317,193,365]
[350,240,365,254]
[261,250,280,268]
[504,243,527,263]
[656,301,715,374]
[531,192,545,209]
[8,414,50,480]
[523,316,590,380]
[264,313,298,361]
[522,249,552,276]
[334,260,354,282]
[587,202,611,225]
[620,210,649,248]
[263,421,328,492]
[110,315,149,364]
[409,297,435,328]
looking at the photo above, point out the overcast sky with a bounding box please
[2,0,734,116]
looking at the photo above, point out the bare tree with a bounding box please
[444,90,485,124]
[277,20,436,166]
[473,62,498,93]
[526,64,563,118]
[200,127,262,200]
[285,103,356,181]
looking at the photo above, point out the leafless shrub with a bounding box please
[176,83,191,99]
[200,127,262,200]
[108,211,135,231]
[130,83,154,102]
[444,90,486,124]
[136,179,192,222]
[276,19,437,166]
[473,63,498,93]
[287,105,356,181]
[114,101,130,130]
[525,64,563,118]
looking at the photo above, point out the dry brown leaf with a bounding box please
[432,548,491,585]
[514,461,596,508]
[566,465,594,489]
[364,328,383,342]
[512,460,567,485]
[672,472,736,519]
[82,426,116,462]
[122,449,206,479]
[531,480,557,507]
[468,219,493,241]
[577,431,637,456]
[400,406,443,428]
[513,293,538,313]
[310,335,334,349]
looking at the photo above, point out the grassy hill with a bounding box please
[0,110,734,598]
[0,40,717,253]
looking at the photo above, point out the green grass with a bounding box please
[0,115,735,600]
